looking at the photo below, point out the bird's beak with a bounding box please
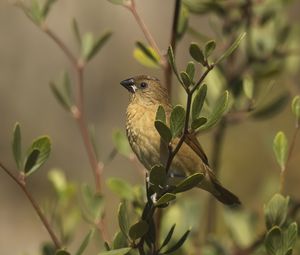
[120,78,137,93]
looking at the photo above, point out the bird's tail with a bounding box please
[206,169,241,206]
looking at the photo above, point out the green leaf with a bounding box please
[177,4,189,40]
[265,226,283,255]
[112,129,131,157]
[50,72,72,110]
[284,222,298,252]
[113,231,128,249]
[243,75,254,100]
[291,95,300,120]
[129,220,149,241]
[156,105,167,124]
[215,32,246,64]
[155,120,172,144]
[72,18,82,47]
[133,42,160,68]
[48,169,68,194]
[170,105,186,138]
[162,229,191,254]
[30,0,44,24]
[167,46,181,81]
[173,173,204,193]
[180,72,192,87]
[273,132,288,170]
[155,193,176,206]
[159,224,176,250]
[264,193,289,229]
[191,84,207,121]
[118,202,129,239]
[204,40,216,58]
[191,117,207,130]
[42,243,56,255]
[55,250,71,255]
[24,136,51,176]
[24,149,40,174]
[198,90,229,131]
[12,122,22,170]
[150,164,167,188]
[42,0,57,17]
[99,247,132,255]
[86,31,112,61]
[252,94,289,119]
[186,61,195,81]
[82,184,104,221]
[107,0,127,5]
[81,33,94,60]
[106,178,134,200]
[75,229,95,255]
[189,42,206,66]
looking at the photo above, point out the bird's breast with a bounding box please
[126,104,163,170]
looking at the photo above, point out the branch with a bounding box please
[40,23,110,242]
[164,0,182,94]
[125,0,163,62]
[0,162,62,249]
[166,64,214,173]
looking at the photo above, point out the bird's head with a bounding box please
[120,75,169,106]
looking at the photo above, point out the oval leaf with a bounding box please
[273,131,288,170]
[170,105,186,138]
[155,193,176,206]
[24,136,51,176]
[106,178,134,200]
[264,193,289,229]
[129,220,149,241]
[204,40,216,58]
[112,129,131,157]
[156,105,167,124]
[134,42,160,68]
[155,120,172,144]
[118,202,129,239]
[191,84,207,121]
[198,91,229,131]
[265,226,282,255]
[12,122,22,170]
[191,117,207,130]
[189,42,206,66]
[173,173,204,193]
[186,61,195,81]
[291,95,300,120]
[150,164,167,188]
[180,71,192,87]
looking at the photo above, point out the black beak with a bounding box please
[120,78,136,93]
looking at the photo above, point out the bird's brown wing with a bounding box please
[184,133,209,166]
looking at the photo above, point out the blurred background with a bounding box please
[0,0,300,254]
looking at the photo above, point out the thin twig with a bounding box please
[0,162,62,249]
[164,0,181,94]
[125,0,163,62]
[40,23,110,242]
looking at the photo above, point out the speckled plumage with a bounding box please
[121,75,240,205]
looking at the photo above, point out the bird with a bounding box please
[120,75,240,206]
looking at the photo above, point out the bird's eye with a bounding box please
[140,82,148,89]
